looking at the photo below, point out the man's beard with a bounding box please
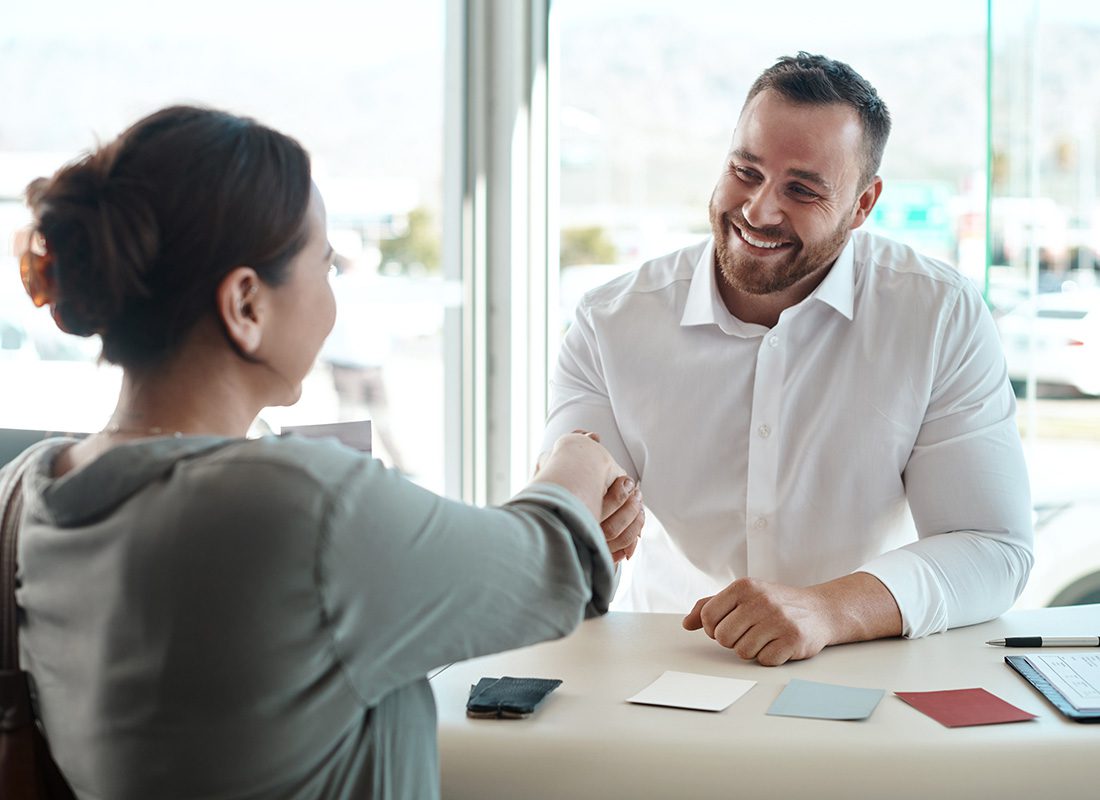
[709,200,851,296]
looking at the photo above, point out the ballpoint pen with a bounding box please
[986,636,1100,647]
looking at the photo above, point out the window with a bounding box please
[1,0,454,492]
[7,3,1100,605]
[992,0,1100,607]
[552,0,1100,607]
[553,0,986,329]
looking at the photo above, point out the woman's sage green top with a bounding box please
[11,435,613,799]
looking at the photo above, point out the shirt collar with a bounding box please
[680,235,857,331]
[679,239,753,335]
[806,234,856,320]
[680,239,715,326]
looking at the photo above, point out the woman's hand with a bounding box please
[533,432,642,561]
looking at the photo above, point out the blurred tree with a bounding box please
[561,225,617,266]
[380,206,441,274]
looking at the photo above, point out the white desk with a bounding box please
[430,606,1098,799]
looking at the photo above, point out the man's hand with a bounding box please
[682,578,832,666]
[544,430,644,564]
[600,475,644,563]
[682,573,903,666]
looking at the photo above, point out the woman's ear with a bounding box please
[216,267,264,356]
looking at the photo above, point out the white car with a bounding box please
[997,289,1100,395]
[1015,500,1100,608]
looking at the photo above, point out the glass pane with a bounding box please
[1,0,450,492]
[991,1,1100,607]
[553,0,1100,609]
[553,0,986,337]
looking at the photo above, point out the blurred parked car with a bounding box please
[1015,500,1100,608]
[997,288,1100,396]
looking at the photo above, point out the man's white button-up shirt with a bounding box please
[544,230,1034,638]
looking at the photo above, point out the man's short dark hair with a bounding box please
[745,52,891,189]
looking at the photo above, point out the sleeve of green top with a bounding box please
[317,457,614,707]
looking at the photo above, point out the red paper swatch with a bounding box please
[895,688,1037,727]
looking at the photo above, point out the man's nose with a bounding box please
[741,185,784,230]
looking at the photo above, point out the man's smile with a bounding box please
[730,220,793,253]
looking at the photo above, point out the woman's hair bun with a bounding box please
[31,149,160,338]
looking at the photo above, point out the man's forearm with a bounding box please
[683,572,904,665]
[813,571,903,645]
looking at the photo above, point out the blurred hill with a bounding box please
[559,17,1100,220]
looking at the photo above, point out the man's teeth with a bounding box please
[738,226,784,249]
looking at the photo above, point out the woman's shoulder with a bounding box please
[204,434,377,487]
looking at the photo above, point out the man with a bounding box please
[543,53,1033,666]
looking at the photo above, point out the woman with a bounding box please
[7,106,632,799]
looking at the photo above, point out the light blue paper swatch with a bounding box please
[766,679,885,720]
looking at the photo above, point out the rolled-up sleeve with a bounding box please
[317,459,615,706]
[859,284,1034,638]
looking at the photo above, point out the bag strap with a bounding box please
[1,439,65,672]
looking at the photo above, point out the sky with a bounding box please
[553,0,1100,43]
[2,0,444,65]
[9,0,1100,42]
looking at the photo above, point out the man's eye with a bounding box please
[733,166,759,181]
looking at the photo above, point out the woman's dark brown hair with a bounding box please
[26,105,312,369]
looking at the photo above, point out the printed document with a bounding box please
[1022,653,1100,711]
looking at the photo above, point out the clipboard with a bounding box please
[1005,655,1100,723]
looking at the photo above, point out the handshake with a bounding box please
[535,430,644,565]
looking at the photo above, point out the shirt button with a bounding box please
[758,424,771,438]
[768,335,779,348]
[753,516,768,530]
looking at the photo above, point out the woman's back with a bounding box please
[16,435,613,799]
[7,105,634,797]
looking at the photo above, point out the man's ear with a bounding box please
[849,176,884,230]
[217,267,264,356]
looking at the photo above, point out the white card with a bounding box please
[281,420,372,453]
[626,670,757,712]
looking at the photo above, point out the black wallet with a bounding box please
[466,676,562,719]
